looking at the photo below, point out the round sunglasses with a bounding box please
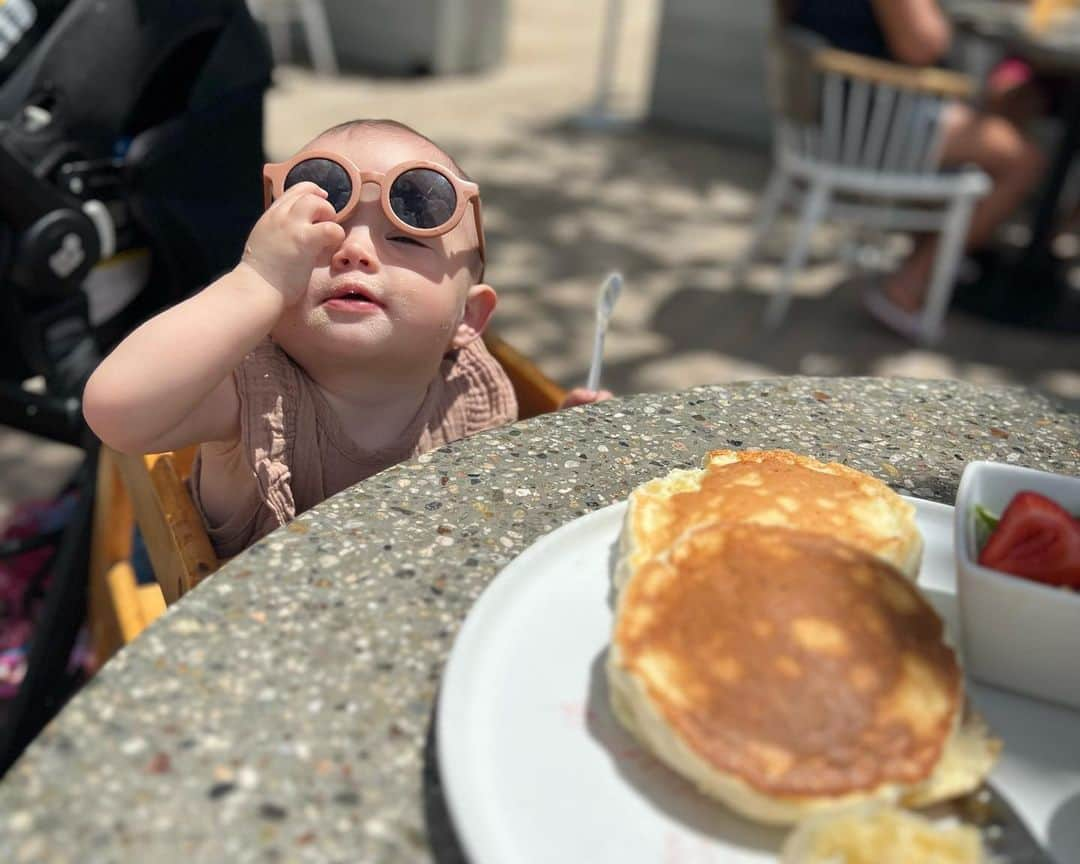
[262,150,486,265]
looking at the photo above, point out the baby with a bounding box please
[83,119,609,556]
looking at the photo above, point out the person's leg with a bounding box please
[987,78,1050,129]
[882,103,1045,312]
[986,58,1050,129]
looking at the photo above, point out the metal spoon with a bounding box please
[586,271,623,392]
[942,782,1058,864]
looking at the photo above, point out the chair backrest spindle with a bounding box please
[822,71,845,163]
[901,93,938,174]
[921,98,950,173]
[841,77,870,166]
[861,83,897,171]
[881,89,916,174]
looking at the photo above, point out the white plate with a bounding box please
[438,498,1080,864]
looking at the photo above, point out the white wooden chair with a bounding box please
[734,29,992,345]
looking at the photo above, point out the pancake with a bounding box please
[901,704,1000,809]
[781,803,988,864]
[607,519,963,824]
[614,450,922,593]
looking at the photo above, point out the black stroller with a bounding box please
[0,0,271,774]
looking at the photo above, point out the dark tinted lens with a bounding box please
[284,158,352,212]
[389,168,457,229]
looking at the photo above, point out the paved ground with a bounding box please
[2,0,1077,522]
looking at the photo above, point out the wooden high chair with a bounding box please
[87,332,566,666]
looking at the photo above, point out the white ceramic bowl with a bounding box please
[953,460,1080,710]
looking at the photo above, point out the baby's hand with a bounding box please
[559,388,614,409]
[240,182,346,306]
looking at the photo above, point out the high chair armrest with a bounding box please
[482,332,567,420]
[110,447,220,604]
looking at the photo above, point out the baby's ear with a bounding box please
[451,282,497,349]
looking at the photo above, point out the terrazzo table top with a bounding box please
[1,377,1078,863]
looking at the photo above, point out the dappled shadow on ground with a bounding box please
[646,284,1079,390]
[436,118,1079,408]
[455,119,775,277]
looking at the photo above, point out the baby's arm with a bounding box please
[83,266,282,454]
[83,182,344,454]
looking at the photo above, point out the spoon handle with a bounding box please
[586,324,606,391]
[586,272,622,391]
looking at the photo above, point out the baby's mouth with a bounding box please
[322,284,384,309]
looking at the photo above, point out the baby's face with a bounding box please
[271,127,483,376]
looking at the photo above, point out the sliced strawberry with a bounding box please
[978,491,1080,589]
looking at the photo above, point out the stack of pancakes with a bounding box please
[607,450,999,826]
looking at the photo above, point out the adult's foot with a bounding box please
[881,258,932,314]
[881,236,939,314]
[861,284,926,342]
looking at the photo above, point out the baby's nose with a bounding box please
[331,229,375,271]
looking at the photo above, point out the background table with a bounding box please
[0,377,1077,863]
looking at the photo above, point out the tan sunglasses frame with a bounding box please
[262,150,486,264]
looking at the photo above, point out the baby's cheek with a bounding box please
[305,306,332,329]
[307,267,331,292]
[396,287,460,333]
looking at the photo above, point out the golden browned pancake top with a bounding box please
[614,520,960,799]
[657,451,911,567]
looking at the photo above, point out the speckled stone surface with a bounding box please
[0,378,1077,863]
